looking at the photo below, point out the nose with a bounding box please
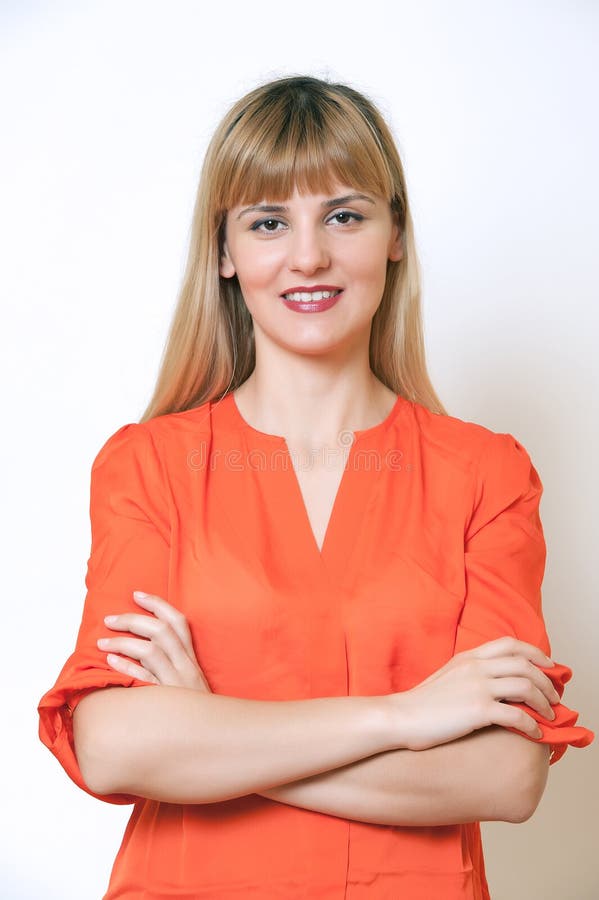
[287,223,330,274]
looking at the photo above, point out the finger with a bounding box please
[132,593,196,658]
[105,602,210,692]
[469,637,554,668]
[98,636,178,684]
[491,701,543,740]
[103,613,194,674]
[105,652,159,685]
[484,656,561,705]
[492,676,556,720]
[104,612,163,639]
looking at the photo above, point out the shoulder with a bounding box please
[409,399,516,464]
[91,402,213,475]
[94,403,213,457]
[411,401,492,449]
[407,399,539,494]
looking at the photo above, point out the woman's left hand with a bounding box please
[97,592,211,692]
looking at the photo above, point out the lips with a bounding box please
[280,291,343,313]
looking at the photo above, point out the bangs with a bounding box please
[215,85,395,212]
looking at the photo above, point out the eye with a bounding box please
[249,210,364,234]
[250,217,286,233]
[329,211,364,225]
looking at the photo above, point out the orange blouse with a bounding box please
[38,391,594,899]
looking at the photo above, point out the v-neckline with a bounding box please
[284,435,355,557]
[215,389,405,580]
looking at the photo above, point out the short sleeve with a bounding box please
[455,431,594,765]
[37,422,171,803]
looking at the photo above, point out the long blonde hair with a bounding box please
[139,74,447,423]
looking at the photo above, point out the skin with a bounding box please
[218,182,404,448]
[73,182,554,820]
[91,593,554,822]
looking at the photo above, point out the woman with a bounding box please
[38,74,593,899]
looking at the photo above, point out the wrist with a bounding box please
[375,694,410,752]
[383,691,418,751]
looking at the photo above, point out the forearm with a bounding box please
[259,726,551,826]
[72,685,392,803]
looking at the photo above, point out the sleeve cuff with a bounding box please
[38,669,153,804]
[503,661,595,764]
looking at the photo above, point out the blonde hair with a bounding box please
[139,74,447,423]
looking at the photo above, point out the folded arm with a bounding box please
[72,684,549,822]
[77,596,557,820]
[72,684,394,803]
[259,724,550,826]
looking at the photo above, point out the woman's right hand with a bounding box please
[388,636,561,751]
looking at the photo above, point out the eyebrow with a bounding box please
[236,193,376,220]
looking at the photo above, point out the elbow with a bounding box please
[77,753,117,798]
[501,742,551,824]
[72,688,129,796]
[504,785,547,824]
[504,791,543,824]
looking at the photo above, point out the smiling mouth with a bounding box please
[281,289,343,303]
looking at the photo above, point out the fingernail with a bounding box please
[97,638,109,648]
[534,726,542,739]
[133,591,149,599]
[104,615,117,624]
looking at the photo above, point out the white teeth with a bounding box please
[283,290,341,302]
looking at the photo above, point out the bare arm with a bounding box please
[72,685,392,803]
[80,605,558,808]
[74,683,549,822]
[259,725,551,826]
[74,645,554,809]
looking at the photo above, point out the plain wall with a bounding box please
[1,1,597,897]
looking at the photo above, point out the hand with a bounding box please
[97,592,211,692]
[388,636,561,751]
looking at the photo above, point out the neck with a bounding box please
[234,359,396,449]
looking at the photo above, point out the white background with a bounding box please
[1,1,597,897]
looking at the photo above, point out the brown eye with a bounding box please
[329,211,364,225]
[250,218,285,233]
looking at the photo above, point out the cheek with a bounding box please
[344,233,389,272]
[346,245,389,296]
[236,245,283,291]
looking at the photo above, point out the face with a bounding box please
[219,182,403,358]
